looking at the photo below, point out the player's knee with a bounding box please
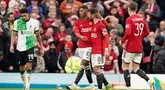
[19,65,25,71]
[25,63,32,70]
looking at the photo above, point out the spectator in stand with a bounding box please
[109,29,123,70]
[42,27,54,44]
[0,1,7,20]
[60,41,73,72]
[51,15,62,36]
[33,38,45,73]
[27,0,43,15]
[3,13,15,36]
[104,43,120,74]
[65,15,78,52]
[41,0,59,13]
[110,37,119,57]
[141,32,155,73]
[31,5,45,23]
[105,15,124,36]
[54,24,67,52]
[43,12,56,30]
[104,0,129,18]
[8,0,26,13]
[139,0,161,32]
[13,4,22,19]
[84,0,104,16]
[0,16,13,72]
[65,51,81,74]
[155,20,165,37]
[152,36,165,73]
[44,2,64,22]
[60,0,83,15]
[43,41,62,73]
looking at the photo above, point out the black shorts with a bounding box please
[16,47,34,66]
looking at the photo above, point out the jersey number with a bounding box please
[134,23,144,36]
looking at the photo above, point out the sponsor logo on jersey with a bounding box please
[81,28,91,32]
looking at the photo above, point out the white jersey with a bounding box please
[13,18,39,51]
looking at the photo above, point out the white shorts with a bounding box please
[122,50,142,64]
[77,47,91,61]
[91,54,105,67]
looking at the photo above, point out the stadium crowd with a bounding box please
[0,0,165,74]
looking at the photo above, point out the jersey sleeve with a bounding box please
[101,23,110,51]
[13,20,18,32]
[121,18,132,43]
[34,20,40,32]
[101,20,109,28]
[74,20,81,38]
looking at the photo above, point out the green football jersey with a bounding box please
[13,18,39,51]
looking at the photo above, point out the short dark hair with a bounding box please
[20,8,29,14]
[80,5,88,10]
[128,2,138,11]
[111,5,117,9]
[92,0,98,3]
[7,12,14,17]
[89,8,98,15]
[90,8,99,18]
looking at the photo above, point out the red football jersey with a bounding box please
[121,14,149,52]
[74,19,93,48]
[91,20,109,54]
[104,50,118,71]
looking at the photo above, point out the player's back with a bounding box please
[125,14,149,52]
[74,19,93,48]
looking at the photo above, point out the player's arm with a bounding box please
[101,19,109,28]
[35,21,44,56]
[74,20,81,38]
[10,21,17,53]
[121,18,132,44]
[74,20,87,41]
[142,21,150,38]
[101,24,110,56]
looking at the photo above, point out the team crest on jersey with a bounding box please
[89,22,93,25]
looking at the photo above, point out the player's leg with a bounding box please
[17,51,27,90]
[66,48,93,90]
[122,50,134,90]
[25,48,34,90]
[92,54,111,90]
[20,65,26,90]
[132,53,155,90]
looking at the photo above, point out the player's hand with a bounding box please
[10,46,14,53]
[80,36,88,41]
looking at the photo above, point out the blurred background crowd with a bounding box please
[0,0,165,74]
